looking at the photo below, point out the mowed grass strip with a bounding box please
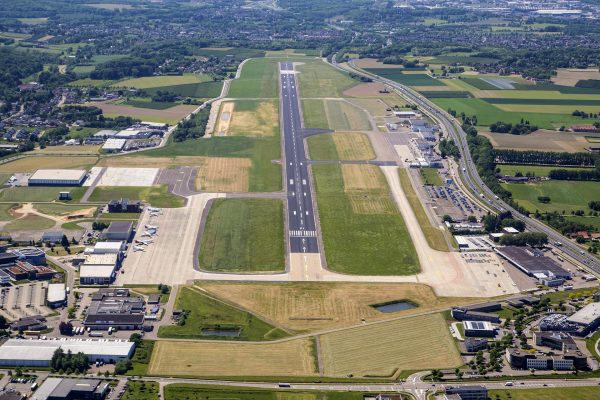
[3,214,56,231]
[88,185,184,208]
[502,180,600,214]
[228,58,279,98]
[0,156,98,173]
[490,387,600,400]
[297,59,358,98]
[320,313,461,377]
[164,385,365,400]
[0,187,86,202]
[324,100,371,131]
[158,286,287,341]
[313,164,419,275]
[149,338,316,377]
[199,199,285,273]
[307,132,375,161]
[399,169,449,252]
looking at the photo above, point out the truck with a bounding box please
[89,332,103,337]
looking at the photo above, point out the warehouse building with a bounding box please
[83,288,145,330]
[79,253,119,285]
[444,386,487,400]
[567,302,600,336]
[46,283,67,308]
[0,338,135,367]
[104,221,133,241]
[84,241,125,255]
[495,246,571,285]
[101,138,126,153]
[32,377,109,400]
[41,232,65,244]
[9,247,46,265]
[28,170,87,187]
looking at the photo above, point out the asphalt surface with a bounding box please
[280,62,319,254]
[337,57,600,274]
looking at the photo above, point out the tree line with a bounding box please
[494,149,599,167]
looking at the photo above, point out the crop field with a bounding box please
[199,199,285,273]
[90,100,197,125]
[164,385,367,400]
[88,185,184,208]
[116,74,209,89]
[313,164,419,275]
[149,338,316,377]
[196,157,251,192]
[199,282,479,332]
[0,156,98,173]
[502,181,600,213]
[552,68,600,87]
[158,286,286,340]
[490,387,600,400]
[144,136,281,192]
[122,99,177,110]
[343,83,403,99]
[497,164,591,177]
[480,130,594,153]
[3,214,55,231]
[297,60,357,98]
[0,187,86,202]
[228,100,279,137]
[484,97,600,105]
[228,58,280,98]
[320,313,462,377]
[307,132,375,161]
[144,81,223,99]
[564,216,600,231]
[364,68,446,87]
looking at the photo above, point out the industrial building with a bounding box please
[495,246,571,286]
[506,347,587,370]
[107,198,142,213]
[451,303,501,323]
[31,377,109,400]
[28,170,87,187]
[46,283,67,308]
[444,386,487,400]
[9,247,46,265]
[464,338,488,353]
[0,338,135,367]
[41,232,65,244]
[79,252,119,285]
[10,315,47,332]
[83,288,146,330]
[463,320,496,337]
[101,138,126,153]
[567,302,600,336]
[104,221,133,241]
[85,241,125,255]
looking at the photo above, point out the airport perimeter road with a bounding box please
[279,62,319,254]
[335,57,600,274]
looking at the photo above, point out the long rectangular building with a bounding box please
[28,169,87,186]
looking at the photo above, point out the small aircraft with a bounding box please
[133,245,146,252]
[145,225,159,230]
[135,239,153,245]
[147,207,162,213]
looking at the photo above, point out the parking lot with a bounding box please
[0,282,53,321]
[425,183,484,221]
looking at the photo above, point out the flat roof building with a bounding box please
[463,320,496,337]
[32,377,109,400]
[29,170,87,187]
[46,283,67,308]
[101,138,126,153]
[83,289,145,330]
[79,265,115,285]
[496,246,571,282]
[104,221,133,241]
[567,302,600,335]
[86,241,125,255]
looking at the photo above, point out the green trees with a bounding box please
[499,232,549,247]
[50,349,89,374]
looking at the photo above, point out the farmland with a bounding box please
[89,100,197,125]
[149,338,315,377]
[481,130,595,153]
[164,385,369,400]
[88,185,184,208]
[320,313,462,377]
[199,199,285,273]
[198,281,480,332]
[364,68,446,87]
[313,164,419,275]
[307,132,375,161]
[502,181,600,214]
[116,73,210,89]
[158,286,287,340]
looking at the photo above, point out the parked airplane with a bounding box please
[145,225,159,230]
[133,246,146,252]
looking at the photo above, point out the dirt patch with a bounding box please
[229,101,278,137]
[332,132,376,160]
[98,156,206,169]
[353,58,402,69]
[343,82,396,97]
[480,129,597,153]
[196,157,251,192]
[341,164,386,191]
[552,68,600,87]
[87,100,196,124]
[215,102,234,136]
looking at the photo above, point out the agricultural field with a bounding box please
[196,157,252,192]
[89,100,196,125]
[481,130,595,153]
[313,164,419,275]
[121,99,178,110]
[552,68,600,87]
[320,313,462,377]
[497,164,591,177]
[199,199,285,273]
[297,60,358,98]
[364,68,446,87]
[489,387,600,400]
[144,81,223,99]
[226,100,279,137]
[502,181,600,214]
[143,136,281,192]
[158,286,287,341]
[115,73,210,89]
[164,385,368,400]
[0,156,98,173]
[88,185,184,208]
[302,99,371,131]
[0,187,86,202]
[228,58,280,98]
[307,132,375,161]
[149,338,316,377]
[198,282,480,332]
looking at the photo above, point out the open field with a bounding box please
[297,60,357,98]
[87,3,134,10]
[419,168,443,186]
[301,100,371,130]
[228,58,280,98]
[320,313,462,377]
[121,381,158,400]
[88,100,196,124]
[164,385,367,400]
[116,74,208,89]
[196,157,251,192]
[0,187,86,202]
[307,132,375,161]
[2,214,55,231]
[398,169,449,252]
[144,81,223,99]
[343,82,403,98]
[0,204,16,221]
[149,338,316,377]
[552,68,600,87]
[497,164,591,177]
[502,181,600,214]
[199,199,285,273]
[98,155,206,169]
[143,136,281,192]
[480,130,596,153]
[313,164,419,275]
[214,102,234,135]
[199,282,481,332]
[365,68,446,87]
[353,58,409,69]
[158,286,287,340]
[302,99,329,129]
[32,145,101,155]
[347,98,400,117]
[33,203,96,217]
[227,100,279,137]
[0,156,98,173]
[88,185,184,208]
[490,387,600,400]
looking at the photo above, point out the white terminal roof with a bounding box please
[93,241,124,252]
[567,302,600,325]
[102,138,126,151]
[47,283,66,303]
[84,253,118,266]
[0,338,134,362]
[30,169,87,181]
[79,264,116,279]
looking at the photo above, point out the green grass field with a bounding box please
[127,340,155,376]
[122,99,177,110]
[116,74,209,89]
[158,286,287,341]
[0,203,16,221]
[503,181,600,213]
[302,99,329,129]
[313,164,419,275]
[33,203,96,216]
[144,81,223,99]
[88,186,184,208]
[365,68,446,87]
[228,58,280,98]
[297,59,357,97]
[199,199,285,273]
[142,136,281,192]
[0,187,86,202]
[419,168,443,186]
[497,164,591,177]
[121,381,159,400]
[307,134,338,160]
[164,385,368,400]
[489,387,600,400]
[3,215,55,231]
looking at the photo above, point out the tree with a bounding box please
[59,321,74,335]
[114,359,132,375]
[60,234,69,250]
[129,333,142,345]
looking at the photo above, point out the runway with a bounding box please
[280,62,319,254]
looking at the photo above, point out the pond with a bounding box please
[200,328,241,337]
[371,300,417,313]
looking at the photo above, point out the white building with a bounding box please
[46,283,66,308]
[102,138,126,153]
[79,265,116,285]
[28,169,87,186]
[86,241,125,255]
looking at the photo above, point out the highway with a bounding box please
[333,56,600,274]
[279,62,319,254]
